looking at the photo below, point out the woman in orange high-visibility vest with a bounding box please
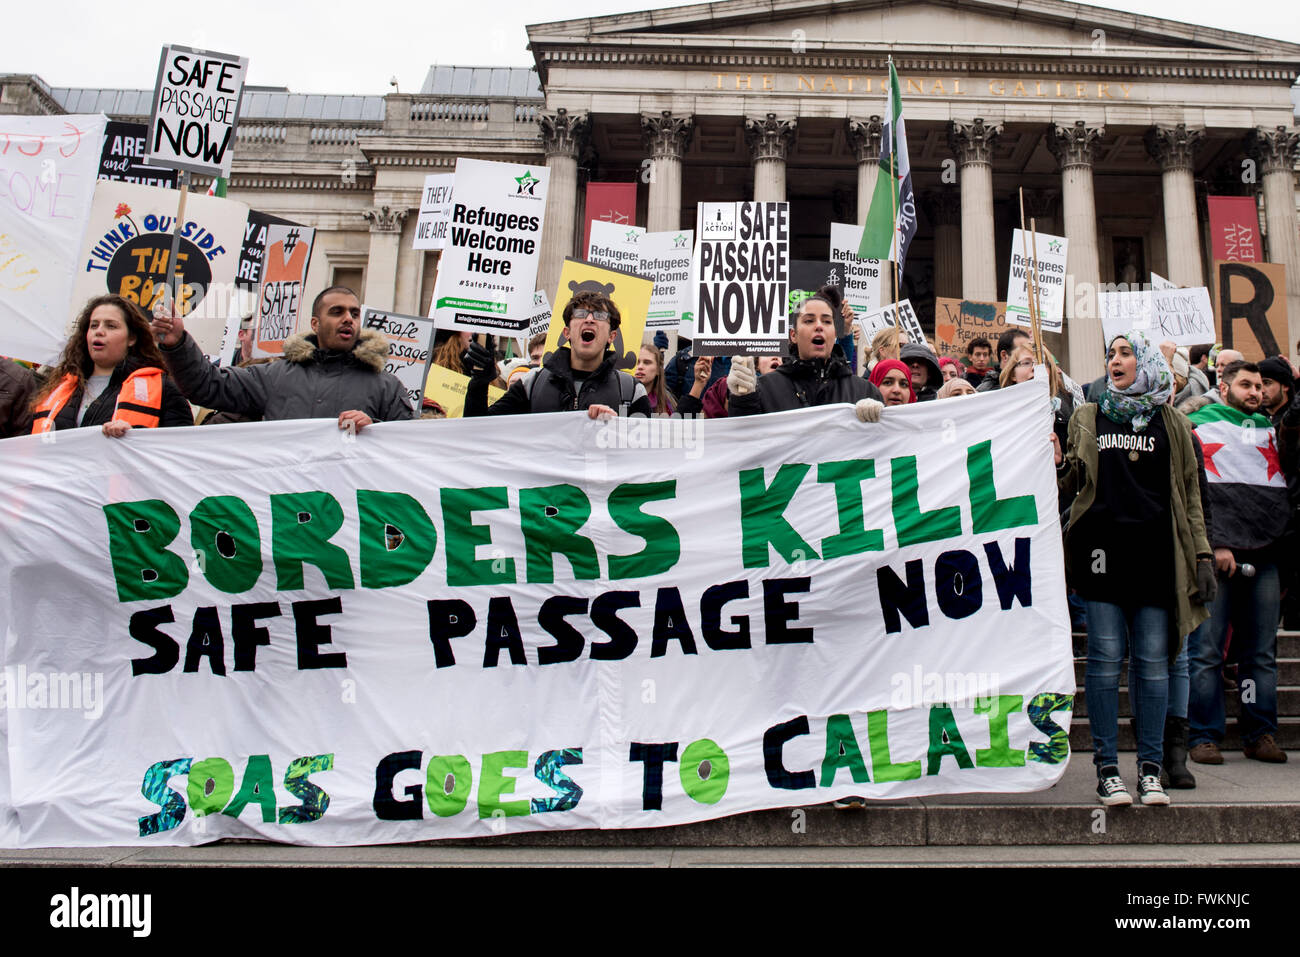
[27,295,194,437]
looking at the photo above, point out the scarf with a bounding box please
[869,358,917,404]
[1096,330,1172,432]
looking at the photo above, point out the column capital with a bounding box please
[1145,124,1205,173]
[641,111,694,160]
[362,205,408,233]
[1048,121,1105,170]
[846,116,883,164]
[538,108,590,159]
[745,113,797,162]
[921,189,961,227]
[948,118,1002,166]
[1248,125,1300,176]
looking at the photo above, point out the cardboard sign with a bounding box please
[587,219,644,272]
[857,299,924,346]
[1208,196,1262,263]
[413,173,454,251]
[639,229,693,330]
[146,44,248,177]
[545,258,653,372]
[830,222,885,317]
[236,209,298,289]
[582,182,637,259]
[424,363,503,418]
[694,201,789,355]
[72,180,247,359]
[431,158,549,335]
[99,121,177,188]
[362,307,437,409]
[934,298,1011,357]
[252,224,315,357]
[0,114,105,364]
[1214,261,1289,362]
[1007,229,1068,332]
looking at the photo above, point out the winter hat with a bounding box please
[1258,356,1294,394]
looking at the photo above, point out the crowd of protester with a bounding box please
[3,283,1298,810]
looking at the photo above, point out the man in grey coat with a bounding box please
[151,286,413,430]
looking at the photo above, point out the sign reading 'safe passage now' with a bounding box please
[0,378,1073,847]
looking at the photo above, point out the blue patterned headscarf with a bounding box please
[1096,330,1172,432]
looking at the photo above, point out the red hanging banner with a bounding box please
[1207,195,1263,263]
[582,182,638,256]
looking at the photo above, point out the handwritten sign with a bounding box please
[934,298,1011,357]
[147,44,248,177]
[362,307,437,408]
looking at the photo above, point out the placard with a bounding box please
[1099,285,1215,350]
[587,219,645,272]
[639,230,694,329]
[362,307,437,409]
[934,299,1011,358]
[423,363,503,418]
[99,121,178,188]
[1006,229,1068,332]
[1214,261,1289,362]
[857,299,924,347]
[431,158,549,335]
[830,222,885,317]
[527,289,553,339]
[789,260,847,337]
[251,225,314,358]
[236,210,298,289]
[413,173,454,251]
[545,258,652,372]
[146,44,248,177]
[694,201,789,355]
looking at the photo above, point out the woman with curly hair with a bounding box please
[27,294,193,436]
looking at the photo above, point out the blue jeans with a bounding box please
[1168,640,1189,721]
[1189,563,1280,747]
[1084,601,1169,768]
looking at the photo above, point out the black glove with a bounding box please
[1196,558,1218,605]
[462,342,496,382]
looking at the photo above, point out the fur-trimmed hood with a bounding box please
[282,329,388,372]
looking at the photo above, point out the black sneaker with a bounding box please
[1096,766,1132,806]
[833,796,866,810]
[1138,762,1170,806]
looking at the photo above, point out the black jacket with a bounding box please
[730,349,881,416]
[466,346,651,416]
[47,357,193,431]
[899,343,943,402]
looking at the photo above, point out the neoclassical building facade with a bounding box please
[3,0,1299,377]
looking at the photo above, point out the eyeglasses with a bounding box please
[571,308,610,322]
[1015,359,1035,369]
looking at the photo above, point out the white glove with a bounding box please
[854,398,883,423]
[727,356,757,396]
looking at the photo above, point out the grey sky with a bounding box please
[2,0,1296,95]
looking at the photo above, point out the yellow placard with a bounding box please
[545,257,654,371]
[423,363,504,418]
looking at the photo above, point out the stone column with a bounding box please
[361,205,408,311]
[536,108,590,300]
[949,119,1002,303]
[745,113,796,202]
[1048,120,1106,380]
[922,190,963,300]
[1249,126,1300,348]
[641,111,694,234]
[847,117,883,226]
[1145,124,1206,289]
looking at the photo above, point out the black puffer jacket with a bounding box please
[465,345,651,416]
[729,347,882,416]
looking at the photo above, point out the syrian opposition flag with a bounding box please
[1188,403,1289,551]
[857,58,917,276]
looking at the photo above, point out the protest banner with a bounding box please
[0,375,1073,847]
[695,201,789,355]
[934,299,1010,358]
[252,224,315,357]
[413,173,454,251]
[789,260,847,337]
[830,222,885,317]
[99,121,178,189]
[72,180,248,359]
[1207,196,1262,263]
[1006,229,1068,332]
[423,362,503,417]
[1214,261,1289,361]
[361,307,436,409]
[431,158,549,336]
[587,220,645,272]
[857,299,925,347]
[0,114,105,364]
[1100,284,1215,350]
[639,230,693,330]
[236,210,298,289]
[146,44,248,178]
[544,258,652,371]
[582,182,637,258]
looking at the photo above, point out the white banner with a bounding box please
[829,223,885,316]
[1007,229,1068,332]
[361,307,436,409]
[639,229,694,329]
[587,220,644,272]
[0,114,106,365]
[413,173,454,251]
[431,158,549,336]
[146,44,248,177]
[694,201,789,355]
[0,378,1073,847]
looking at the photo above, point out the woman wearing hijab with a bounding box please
[869,358,916,407]
[1056,331,1215,807]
